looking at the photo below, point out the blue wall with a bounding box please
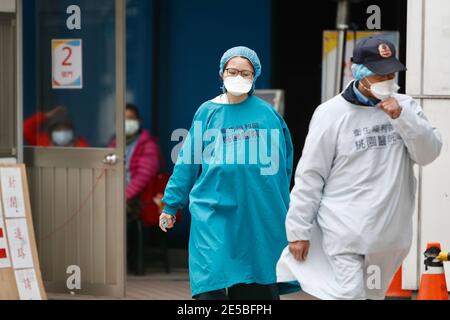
[22,0,38,125]
[156,0,273,172]
[126,0,154,132]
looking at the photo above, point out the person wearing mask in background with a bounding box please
[24,106,89,147]
[117,104,162,220]
[277,37,442,300]
[159,46,299,300]
[109,104,162,272]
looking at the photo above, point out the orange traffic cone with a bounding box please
[417,243,448,300]
[386,265,412,299]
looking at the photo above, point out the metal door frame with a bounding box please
[16,0,23,163]
[0,10,17,160]
[115,0,126,298]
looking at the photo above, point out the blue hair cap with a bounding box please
[351,63,376,80]
[219,46,262,94]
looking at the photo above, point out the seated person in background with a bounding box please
[111,104,163,274]
[23,106,89,147]
[111,104,162,221]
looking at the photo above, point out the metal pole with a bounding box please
[335,0,350,95]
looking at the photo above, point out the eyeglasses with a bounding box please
[225,68,254,80]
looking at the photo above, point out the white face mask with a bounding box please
[223,76,253,96]
[366,78,400,100]
[52,130,74,146]
[125,119,140,136]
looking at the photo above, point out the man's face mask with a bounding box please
[125,119,140,137]
[224,75,253,96]
[52,130,74,146]
[364,78,400,101]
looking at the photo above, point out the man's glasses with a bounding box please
[225,68,254,80]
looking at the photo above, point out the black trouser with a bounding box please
[195,283,280,300]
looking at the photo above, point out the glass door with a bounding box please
[21,0,126,297]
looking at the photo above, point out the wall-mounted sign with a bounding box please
[52,39,83,89]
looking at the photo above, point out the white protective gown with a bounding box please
[277,91,442,300]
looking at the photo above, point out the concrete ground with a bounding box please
[50,267,450,300]
[48,268,316,300]
[126,269,316,300]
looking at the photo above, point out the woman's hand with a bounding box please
[289,240,310,262]
[159,213,176,232]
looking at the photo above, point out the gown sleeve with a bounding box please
[285,105,338,242]
[276,112,294,181]
[390,96,442,166]
[162,105,210,215]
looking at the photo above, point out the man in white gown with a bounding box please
[277,37,442,300]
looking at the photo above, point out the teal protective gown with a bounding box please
[163,95,298,297]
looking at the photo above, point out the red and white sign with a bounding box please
[15,269,42,300]
[52,39,83,89]
[0,218,11,268]
[0,168,25,218]
[5,218,33,269]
